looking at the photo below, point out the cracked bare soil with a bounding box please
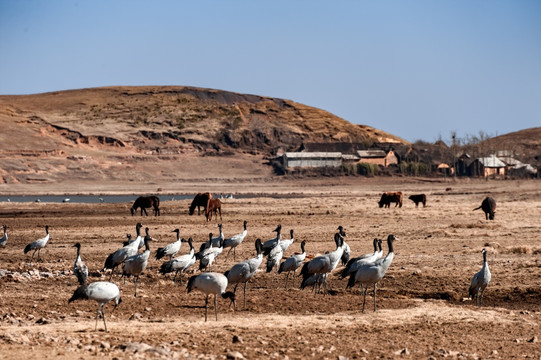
[0,179,540,359]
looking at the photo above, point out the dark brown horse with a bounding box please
[131,196,160,216]
[189,192,212,216]
[206,198,222,222]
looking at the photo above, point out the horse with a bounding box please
[131,196,160,216]
[206,198,222,222]
[189,193,212,216]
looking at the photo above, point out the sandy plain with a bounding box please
[0,177,540,359]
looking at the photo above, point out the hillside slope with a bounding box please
[0,86,407,187]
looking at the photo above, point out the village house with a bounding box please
[469,155,506,177]
[281,152,343,169]
[357,149,398,167]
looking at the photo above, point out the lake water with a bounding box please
[0,194,247,203]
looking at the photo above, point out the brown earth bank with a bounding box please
[0,178,540,359]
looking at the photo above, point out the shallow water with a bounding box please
[0,194,246,203]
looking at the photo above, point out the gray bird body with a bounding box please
[300,233,345,293]
[187,272,236,321]
[262,225,282,255]
[69,281,122,332]
[122,235,151,296]
[278,240,306,288]
[223,220,247,261]
[266,240,283,273]
[73,243,89,285]
[160,238,196,284]
[199,233,224,271]
[341,238,383,279]
[279,229,295,252]
[347,234,397,312]
[156,229,182,260]
[225,239,263,308]
[24,225,50,261]
[469,249,491,306]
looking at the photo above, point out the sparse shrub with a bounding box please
[357,162,379,176]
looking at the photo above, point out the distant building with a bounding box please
[469,155,506,177]
[357,149,398,167]
[282,152,342,169]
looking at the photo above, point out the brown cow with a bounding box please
[408,194,426,208]
[378,192,403,208]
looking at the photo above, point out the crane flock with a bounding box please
[3,207,494,331]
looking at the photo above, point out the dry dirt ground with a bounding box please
[0,178,540,359]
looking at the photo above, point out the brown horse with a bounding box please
[189,192,213,216]
[131,196,160,216]
[206,198,222,222]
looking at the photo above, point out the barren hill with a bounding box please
[0,86,406,189]
[479,127,541,165]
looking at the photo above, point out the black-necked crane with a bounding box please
[0,225,7,247]
[300,232,345,294]
[198,233,224,271]
[340,238,382,279]
[156,228,183,261]
[160,237,196,284]
[346,234,397,312]
[187,272,236,321]
[469,248,491,306]
[124,222,144,248]
[279,229,295,252]
[103,234,140,280]
[224,239,263,309]
[266,239,283,273]
[73,242,89,285]
[223,220,248,261]
[337,225,350,265]
[278,240,306,288]
[24,225,50,262]
[122,235,151,297]
[69,281,122,332]
[262,224,282,256]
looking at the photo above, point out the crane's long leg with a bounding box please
[362,287,368,313]
[214,294,218,321]
[134,277,139,297]
[284,272,289,288]
[204,295,209,322]
[95,304,102,331]
[243,282,248,308]
[373,283,377,312]
[102,305,108,332]
[225,248,233,261]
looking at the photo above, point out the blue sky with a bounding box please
[1,1,540,143]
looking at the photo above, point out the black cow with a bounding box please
[473,197,496,220]
[408,194,426,208]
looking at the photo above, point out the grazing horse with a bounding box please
[206,198,222,222]
[189,192,212,216]
[131,196,160,216]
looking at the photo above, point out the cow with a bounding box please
[408,194,426,208]
[378,192,403,208]
[473,197,496,220]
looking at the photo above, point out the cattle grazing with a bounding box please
[189,192,212,216]
[473,197,496,220]
[378,192,403,208]
[131,196,160,216]
[206,198,222,222]
[408,194,426,208]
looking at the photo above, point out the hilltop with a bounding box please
[0,86,406,191]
